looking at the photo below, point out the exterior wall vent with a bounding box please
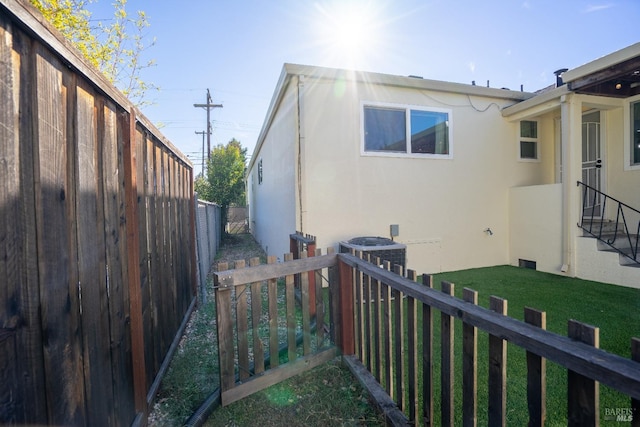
[340,236,407,270]
[519,259,537,270]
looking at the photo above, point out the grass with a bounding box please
[203,359,385,426]
[150,237,640,426]
[414,265,640,426]
[149,234,384,426]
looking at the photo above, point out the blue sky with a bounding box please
[88,0,639,175]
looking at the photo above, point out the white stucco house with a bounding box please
[247,42,640,289]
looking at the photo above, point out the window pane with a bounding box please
[520,141,537,159]
[633,101,640,164]
[410,110,449,154]
[364,107,406,152]
[520,121,537,138]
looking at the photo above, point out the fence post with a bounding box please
[567,320,599,427]
[337,256,355,355]
[488,296,508,427]
[215,262,235,404]
[525,307,547,427]
[441,281,455,427]
[463,288,479,427]
[422,274,434,426]
[632,338,640,427]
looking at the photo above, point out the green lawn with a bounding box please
[401,265,640,426]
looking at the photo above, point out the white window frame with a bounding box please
[518,120,540,162]
[624,95,640,171]
[360,101,453,159]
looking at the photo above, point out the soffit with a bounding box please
[563,43,640,99]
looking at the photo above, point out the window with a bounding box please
[258,159,263,184]
[362,103,451,158]
[519,120,538,160]
[632,101,640,165]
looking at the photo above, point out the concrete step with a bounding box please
[619,253,640,267]
[580,219,618,237]
[582,221,640,267]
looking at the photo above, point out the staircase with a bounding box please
[581,219,640,267]
[578,181,640,268]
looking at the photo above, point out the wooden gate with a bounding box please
[213,249,339,406]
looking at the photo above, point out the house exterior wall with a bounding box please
[509,184,563,274]
[606,101,640,209]
[247,82,299,259]
[297,74,554,274]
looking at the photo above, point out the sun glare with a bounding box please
[313,1,383,70]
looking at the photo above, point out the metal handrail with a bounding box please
[577,181,640,264]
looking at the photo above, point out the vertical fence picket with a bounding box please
[393,264,404,410]
[354,250,364,361]
[235,260,249,381]
[372,257,382,383]
[567,320,599,427]
[525,307,547,427]
[267,256,279,365]
[406,269,418,424]
[215,262,235,399]
[326,247,337,345]
[250,257,264,374]
[299,251,311,356]
[383,268,394,399]
[284,253,296,363]
[488,296,508,427]
[337,255,355,356]
[315,248,325,348]
[632,338,640,427]
[422,274,434,427]
[441,281,455,427]
[363,254,372,371]
[284,253,296,362]
[463,288,478,427]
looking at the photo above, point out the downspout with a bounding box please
[296,75,305,233]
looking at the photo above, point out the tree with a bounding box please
[199,139,247,238]
[30,0,157,106]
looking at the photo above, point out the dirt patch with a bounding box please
[213,234,267,269]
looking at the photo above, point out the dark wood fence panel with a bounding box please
[0,1,196,425]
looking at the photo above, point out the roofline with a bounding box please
[248,63,535,171]
[282,63,534,100]
[562,42,640,84]
[501,85,569,118]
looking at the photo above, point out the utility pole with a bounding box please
[193,88,223,162]
[195,130,206,175]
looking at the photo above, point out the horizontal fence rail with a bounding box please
[337,252,640,426]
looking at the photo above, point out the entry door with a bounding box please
[582,111,602,217]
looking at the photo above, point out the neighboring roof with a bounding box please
[248,63,534,171]
[562,42,640,98]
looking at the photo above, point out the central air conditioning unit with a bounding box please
[339,236,406,270]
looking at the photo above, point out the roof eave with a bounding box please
[562,42,640,84]
[501,85,569,119]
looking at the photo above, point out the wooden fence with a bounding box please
[0,1,196,425]
[338,252,640,426]
[214,249,338,406]
[214,249,640,426]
